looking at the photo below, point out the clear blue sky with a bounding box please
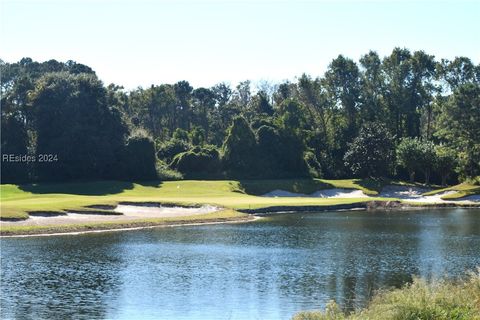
[1,0,479,89]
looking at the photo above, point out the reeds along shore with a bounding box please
[293,270,480,320]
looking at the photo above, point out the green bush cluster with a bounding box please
[119,135,158,181]
[171,145,221,177]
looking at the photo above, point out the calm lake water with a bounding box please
[1,208,480,320]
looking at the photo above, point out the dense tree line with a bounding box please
[1,49,479,184]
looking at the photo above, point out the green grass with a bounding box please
[293,270,480,320]
[320,178,386,195]
[422,183,480,200]
[0,179,385,220]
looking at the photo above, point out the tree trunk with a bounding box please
[426,105,432,140]
[424,170,430,186]
[441,174,447,187]
[409,171,415,183]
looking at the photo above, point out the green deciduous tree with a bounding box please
[435,83,480,179]
[396,137,435,184]
[121,134,157,180]
[396,137,424,183]
[344,122,394,178]
[434,145,457,186]
[192,87,215,140]
[382,48,436,139]
[221,117,257,176]
[417,140,436,185]
[359,51,386,122]
[0,114,30,182]
[250,91,274,116]
[174,80,194,131]
[2,51,478,184]
[323,55,361,137]
[30,72,128,181]
[438,57,479,90]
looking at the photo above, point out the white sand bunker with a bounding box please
[311,189,368,198]
[114,204,219,217]
[2,204,220,227]
[262,190,308,197]
[379,185,433,199]
[378,185,473,203]
[261,185,479,203]
[262,188,369,198]
[404,191,458,203]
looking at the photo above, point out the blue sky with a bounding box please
[2,0,479,89]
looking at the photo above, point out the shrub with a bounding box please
[256,125,283,176]
[255,124,310,178]
[465,176,480,186]
[188,126,206,145]
[304,151,322,178]
[171,145,221,176]
[120,135,157,180]
[157,139,191,163]
[222,117,257,175]
[221,117,310,179]
[156,160,183,180]
[172,128,189,141]
[276,129,310,177]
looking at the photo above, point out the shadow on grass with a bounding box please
[239,179,335,195]
[19,180,137,196]
[134,180,163,188]
[239,178,393,196]
[355,178,388,194]
[19,180,166,195]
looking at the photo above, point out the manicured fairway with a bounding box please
[0,179,385,220]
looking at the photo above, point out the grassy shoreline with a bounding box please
[5,201,480,236]
[293,270,480,320]
[1,179,479,236]
[0,209,252,236]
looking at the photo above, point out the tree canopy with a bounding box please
[1,49,479,184]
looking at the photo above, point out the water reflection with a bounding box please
[1,234,125,319]
[1,209,479,320]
